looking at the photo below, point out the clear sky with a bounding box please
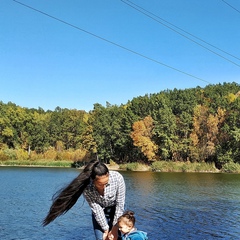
[1,0,240,112]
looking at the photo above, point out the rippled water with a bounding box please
[0,167,240,239]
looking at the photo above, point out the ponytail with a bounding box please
[42,159,108,226]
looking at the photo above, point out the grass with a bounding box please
[0,159,72,167]
[119,162,151,171]
[221,162,240,173]
[151,161,219,173]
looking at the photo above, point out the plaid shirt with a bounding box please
[83,171,125,231]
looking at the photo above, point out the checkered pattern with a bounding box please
[83,171,126,231]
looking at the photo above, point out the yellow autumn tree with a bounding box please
[130,116,158,161]
[206,107,226,155]
[190,105,226,161]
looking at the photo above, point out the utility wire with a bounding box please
[122,0,240,61]
[221,0,240,14]
[121,0,240,67]
[13,0,210,84]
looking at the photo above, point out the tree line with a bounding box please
[0,82,239,170]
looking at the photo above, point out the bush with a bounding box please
[71,160,85,168]
[44,148,57,160]
[3,148,17,160]
[16,149,29,160]
[216,150,233,166]
[151,161,218,172]
[0,150,8,161]
[221,162,240,173]
[126,163,138,171]
[124,162,150,171]
[29,151,44,160]
[57,151,73,161]
[0,143,8,150]
[151,161,173,172]
[109,159,117,166]
[73,149,88,162]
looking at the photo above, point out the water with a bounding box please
[0,167,240,240]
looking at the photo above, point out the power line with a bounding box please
[221,0,240,14]
[13,0,211,84]
[122,0,240,61]
[121,0,240,68]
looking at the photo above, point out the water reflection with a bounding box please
[0,168,240,239]
[123,171,240,239]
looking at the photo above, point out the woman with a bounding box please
[43,159,126,240]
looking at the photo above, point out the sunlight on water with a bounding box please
[0,168,240,239]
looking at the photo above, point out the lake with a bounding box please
[0,167,240,239]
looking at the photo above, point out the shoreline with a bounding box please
[0,163,225,173]
[0,161,239,173]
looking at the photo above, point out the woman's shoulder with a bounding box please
[109,170,121,176]
[109,170,124,180]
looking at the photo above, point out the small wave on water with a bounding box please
[0,168,240,239]
[124,172,240,240]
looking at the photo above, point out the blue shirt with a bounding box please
[122,228,148,240]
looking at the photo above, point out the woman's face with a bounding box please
[93,173,109,192]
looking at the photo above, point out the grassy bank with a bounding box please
[117,161,240,173]
[1,160,240,173]
[118,161,219,172]
[0,159,72,167]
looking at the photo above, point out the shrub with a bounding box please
[0,150,8,161]
[151,161,218,172]
[71,160,85,168]
[3,148,17,160]
[221,162,240,173]
[109,159,117,166]
[44,148,57,160]
[16,149,29,160]
[58,151,73,161]
[151,161,171,172]
[124,162,150,171]
[216,151,233,166]
[73,149,88,161]
[29,151,44,160]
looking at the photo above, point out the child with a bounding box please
[116,210,148,240]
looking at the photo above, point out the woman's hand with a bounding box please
[108,224,119,240]
[103,230,109,240]
[108,232,114,240]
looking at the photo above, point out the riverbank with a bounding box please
[1,159,240,173]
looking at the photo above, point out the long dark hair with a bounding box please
[42,159,109,226]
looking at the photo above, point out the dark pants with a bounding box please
[92,205,121,240]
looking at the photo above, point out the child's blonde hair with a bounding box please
[117,210,136,228]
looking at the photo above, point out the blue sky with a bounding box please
[1,0,240,112]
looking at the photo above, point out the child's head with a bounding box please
[117,210,136,234]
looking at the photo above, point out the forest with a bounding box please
[0,82,239,172]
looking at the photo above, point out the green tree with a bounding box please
[91,103,136,163]
[152,102,177,160]
[26,111,50,153]
[60,109,86,149]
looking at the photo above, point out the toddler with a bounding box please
[116,210,148,240]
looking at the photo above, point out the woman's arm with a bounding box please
[113,173,126,225]
[83,190,109,231]
[109,172,126,240]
